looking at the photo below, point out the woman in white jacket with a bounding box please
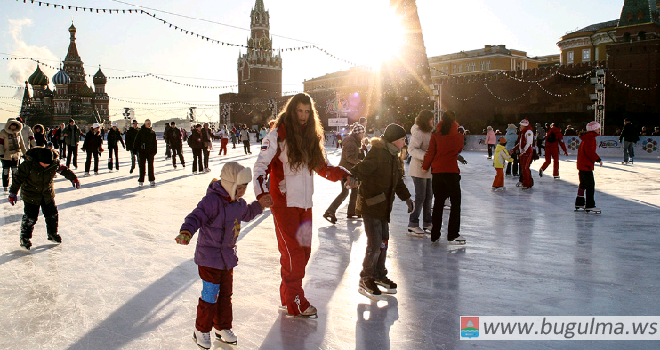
[407,110,434,236]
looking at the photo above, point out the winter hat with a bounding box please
[112,123,117,127]
[220,162,252,201]
[92,123,100,129]
[487,126,493,131]
[508,123,516,129]
[69,118,75,123]
[586,121,601,132]
[499,137,507,144]
[351,123,365,135]
[33,148,54,165]
[519,119,530,127]
[132,120,138,124]
[383,123,407,142]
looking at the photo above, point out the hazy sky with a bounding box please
[0,0,626,124]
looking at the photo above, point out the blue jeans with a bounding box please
[408,176,432,228]
[360,214,389,280]
[623,141,635,162]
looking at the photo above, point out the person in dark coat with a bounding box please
[32,124,47,147]
[8,147,80,250]
[133,119,158,186]
[202,123,213,172]
[81,123,103,175]
[124,120,140,174]
[350,123,413,300]
[619,118,639,164]
[168,122,185,169]
[63,119,81,168]
[164,123,172,160]
[106,123,125,171]
[188,124,205,174]
[51,125,61,152]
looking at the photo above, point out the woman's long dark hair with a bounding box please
[440,111,456,135]
[415,110,434,133]
[276,93,326,174]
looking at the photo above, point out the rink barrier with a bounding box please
[464,135,660,159]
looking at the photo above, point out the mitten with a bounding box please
[8,193,17,206]
[406,198,415,213]
[175,230,192,245]
[71,179,81,189]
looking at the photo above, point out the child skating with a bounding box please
[575,122,602,214]
[8,147,80,250]
[176,162,272,349]
[492,137,513,191]
[349,123,413,301]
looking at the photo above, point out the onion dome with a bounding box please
[79,84,95,98]
[43,86,53,98]
[93,67,107,85]
[69,23,76,33]
[27,65,49,86]
[52,69,71,85]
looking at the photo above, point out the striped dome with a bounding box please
[52,69,71,85]
[27,66,49,86]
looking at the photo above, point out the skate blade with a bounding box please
[448,240,467,245]
[358,287,382,301]
[575,208,585,212]
[378,287,397,295]
[285,313,318,319]
[585,210,601,214]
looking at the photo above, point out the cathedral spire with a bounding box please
[65,22,81,62]
[618,0,660,27]
[254,0,265,12]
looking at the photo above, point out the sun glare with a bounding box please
[358,8,406,68]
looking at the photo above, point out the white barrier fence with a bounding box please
[465,135,660,159]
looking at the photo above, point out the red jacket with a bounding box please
[422,121,464,174]
[577,131,601,171]
[545,126,568,154]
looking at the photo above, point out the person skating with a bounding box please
[169,122,185,169]
[253,93,351,318]
[176,162,272,349]
[81,123,103,176]
[407,110,434,237]
[124,120,139,174]
[8,147,80,250]
[134,119,157,187]
[17,117,36,150]
[514,118,535,189]
[202,123,213,172]
[106,123,125,172]
[575,122,603,213]
[422,111,466,244]
[0,118,28,192]
[188,124,205,175]
[240,124,251,155]
[539,123,568,179]
[619,118,639,164]
[485,126,496,159]
[217,124,229,156]
[349,123,413,300]
[323,122,366,224]
[230,126,238,149]
[492,137,513,191]
[63,119,81,169]
[32,124,46,147]
[535,122,546,157]
[164,123,172,160]
[504,124,519,176]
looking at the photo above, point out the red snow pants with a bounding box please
[492,168,504,188]
[220,138,228,155]
[519,151,534,188]
[540,147,560,177]
[271,206,313,316]
[195,266,233,332]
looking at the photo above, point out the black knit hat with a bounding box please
[383,123,407,142]
[33,148,54,165]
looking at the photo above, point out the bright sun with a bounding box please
[358,8,406,68]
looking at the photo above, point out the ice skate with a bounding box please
[539,168,544,177]
[375,276,397,294]
[574,205,585,212]
[358,278,382,301]
[287,305,318,319]
[215,329,237,345]
[204,168,211,173]
[521,186,532,191]
[47,233,62,243]
[84,172,90,177]
[407,226,425,237]
[173,164,177,169]
[630,157,634,164]
[192,330,211,350]
[20,237,31,250]
[3,187,7,193]
[323,212,337,224]
[278,305,288,311]
[193,171,198,175]
[423,225,432,234]
[585,207,601,214]
[94,171,99,175]
[492,187,505,192]
[150,181,156,187]
[553,176,560,179]
[516,182,523,187]
[138,182,144,188]
[448,235,467,245]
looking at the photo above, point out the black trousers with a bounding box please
[129,150,138,172]
[326,178,358,216]
[59,141,66,159]
[2,159,18,188]
[243,140,251,154]
[203,148,210,169]
[431,173,462,241]
[108,146,119,170]
[21,198,58,239]
[192,149,203,173]
[66,144,78,168]
[138,152,155,182]
[85,151,99,173]
[506,152,519,176]
[578,170,596,208]
[172,146,185,167]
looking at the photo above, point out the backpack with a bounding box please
[546,131,556,143]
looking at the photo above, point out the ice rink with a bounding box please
[1,140,660,350]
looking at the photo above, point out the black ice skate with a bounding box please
[47,233,62,243]
[20,237,31,250]
[359,278,382,301]
[375,276,397,294]
[323,212,337,224]
[575,196,586,211]
[584,207,601,214]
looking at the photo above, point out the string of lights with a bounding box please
[608,71,658,91]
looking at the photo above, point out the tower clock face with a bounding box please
[260,37,270,49]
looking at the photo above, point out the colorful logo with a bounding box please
[599,140,619,148]
[566,136,581,150]
[461,317,479,338]
[641,138,658,153]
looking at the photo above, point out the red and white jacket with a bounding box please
[253,123,349,209]
[516,125,535,155]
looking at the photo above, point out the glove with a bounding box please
[8,193,17,206]
[345,175,359,189]
[406,198,415,213]
[71,179,81,189]
[175,230,192,245]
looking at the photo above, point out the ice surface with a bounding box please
[1,142,660,349]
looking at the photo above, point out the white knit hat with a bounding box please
[519,119,529,126]
[112,123,117,127]
[586,121,601,132]
[220,162,252,201]
[92,123,100,128]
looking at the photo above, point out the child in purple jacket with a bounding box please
[176,162,272,349]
